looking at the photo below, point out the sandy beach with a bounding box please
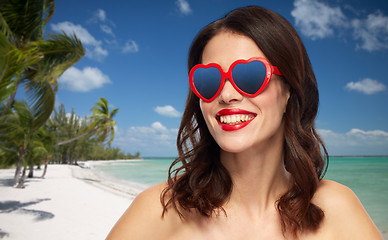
[0,164,139,240]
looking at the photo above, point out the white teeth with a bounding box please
[219,114,254,125]
[231,115,236,123]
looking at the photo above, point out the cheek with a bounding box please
[264,81,290,114]
[252,87,289,120]
[199,101,213,125]
[199,101,207,118]
[276,92,289,115]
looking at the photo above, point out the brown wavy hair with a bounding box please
[161,6,328,237]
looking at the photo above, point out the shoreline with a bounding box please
[76,158,144,169]
[0,164,138,239]
[83,159,149,194]
[72,161,145,198]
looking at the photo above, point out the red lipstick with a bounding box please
[216,109,256,131]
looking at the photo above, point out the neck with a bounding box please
[220,133,290,215]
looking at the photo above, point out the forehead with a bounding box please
[201,32,267,68]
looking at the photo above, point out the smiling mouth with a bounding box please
[219,114,255,125]
[215,109,257,131]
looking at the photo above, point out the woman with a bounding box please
[107,6,382,239]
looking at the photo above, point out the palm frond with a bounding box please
[36,125,56,152]
[12,101,34,130]
[24,79,55,131]
[0,0,46,44]
[0,31,11,83]
[0,103,28,145]
[0,147,18,167]
[42,0,55,25]
[110,108,119,118]
[34,32,84,88]
[29,140,47,160]
[92,97,109,115]
[0,12,15,40]
[0,37,41,103]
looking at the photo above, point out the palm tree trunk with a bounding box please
[41,158,49,178]
[27,163,34,178]
[57,128,97,146]
[16,166,27,188]
[67,150,72,165]
[13,146,25,187]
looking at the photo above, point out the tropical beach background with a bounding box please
[94,156,388,234]
[1,0,387,239]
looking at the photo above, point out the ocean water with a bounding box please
[93,156,388,235]
[324,156,388,235]
[92,158,174,187]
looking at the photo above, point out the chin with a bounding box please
[216,137,255,154]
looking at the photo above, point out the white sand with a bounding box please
[0,164,140,240]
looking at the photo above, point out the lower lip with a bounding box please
[218,118,255,131]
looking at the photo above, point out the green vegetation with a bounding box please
[0,0,139,187]
[48,102,139,165]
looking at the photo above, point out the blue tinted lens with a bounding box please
[232,61,266,94]
[193,67,222,100]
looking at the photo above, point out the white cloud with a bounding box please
[100,24,115,37]
[154,105,181,118]
[122,40,139,53]
[51,21,98,45]
[352,11,388,51]
[50,21,108,61]
[113,122,178,156]
[345,78,387,95]
[176,0,192,15]
[89,9,140,54]
[93,9,116,38]
[318,128,388,155]
[151,122,168,132]
[95,9,106,22]
[291,0,347,39]
[129,122,177,144]
[89,45,108,60]
[291,0,388,51]
[58,66,111,92]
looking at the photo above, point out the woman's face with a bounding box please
[199,32,290,154]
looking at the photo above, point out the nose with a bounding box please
[218,79,243,104]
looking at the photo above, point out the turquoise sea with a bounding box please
[93,156,388,235]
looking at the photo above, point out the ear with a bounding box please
[282,83,291,114]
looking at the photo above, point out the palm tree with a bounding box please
[37,126,55,178]
[58,108,83,164]
[89,97,118,145]
[0,101,41,187]
[26,138,47,178]
[0,144,18,169]
[0,0,85,129]
[57,97,118,147]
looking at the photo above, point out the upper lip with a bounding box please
[216,108,257,117]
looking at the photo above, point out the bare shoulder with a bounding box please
[106,182,179,240]
[312,179,382,239]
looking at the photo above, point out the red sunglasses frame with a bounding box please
[189,57,283,102]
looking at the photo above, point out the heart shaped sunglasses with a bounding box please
[189,57,283,102]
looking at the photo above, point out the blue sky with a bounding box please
[49,0,388,157]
